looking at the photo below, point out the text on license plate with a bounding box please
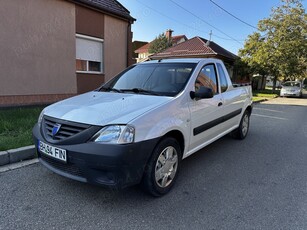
[39,141,67,162]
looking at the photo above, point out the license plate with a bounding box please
[38,140,67,162]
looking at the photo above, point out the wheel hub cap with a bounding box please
[242,114,249,136]
[155,146,178,188]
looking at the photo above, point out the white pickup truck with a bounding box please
[33,58,253,196]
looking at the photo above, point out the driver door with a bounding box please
[188,63,223,151]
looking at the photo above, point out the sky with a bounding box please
[117,0,305,55]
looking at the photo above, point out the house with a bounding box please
[0,0,135,107]
[135,29,188,63]
[150,36,238,79]
[132,40,148,62]
[266,77,282,88]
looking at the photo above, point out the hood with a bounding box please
[44,92,172,126]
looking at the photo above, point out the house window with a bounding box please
[76,34,103,74]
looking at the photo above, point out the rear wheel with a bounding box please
[141,137,181,197]
[232,110,250,140]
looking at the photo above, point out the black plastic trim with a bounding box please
[193,108,242,136]
[33,123,160,189]
[42,115,101,145]
[39,158,87,183]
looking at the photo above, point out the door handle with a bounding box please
[218,102,223,107]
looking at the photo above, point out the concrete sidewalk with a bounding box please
[0,145,36,166]
[261,96,307,106]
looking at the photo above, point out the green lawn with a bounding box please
[0,107,43,151]
[253,89,280,102]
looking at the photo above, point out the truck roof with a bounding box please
[139,58,224,64]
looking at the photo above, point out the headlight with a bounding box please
[37,109,45,128]
[91,125,135,144]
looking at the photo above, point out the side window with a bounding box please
[195,64,218,94]
[217,63,228,93]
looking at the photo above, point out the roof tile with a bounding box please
[73,0,135,21]
[151,36,237,60]
[135,43,151,53]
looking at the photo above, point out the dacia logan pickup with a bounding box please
[33,58,253,196]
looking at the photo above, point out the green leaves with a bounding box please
[239,0,306,85]
[148,33,172,54]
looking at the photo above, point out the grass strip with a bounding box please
[0,107,43,151]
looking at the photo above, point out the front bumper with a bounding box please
[32,123,159,189]
[280,91,301,97]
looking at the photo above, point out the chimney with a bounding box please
[165,29,173,43]
[206,30,212,46]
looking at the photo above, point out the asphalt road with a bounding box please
[1,97,307,230]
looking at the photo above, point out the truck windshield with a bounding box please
[103,63,196,96]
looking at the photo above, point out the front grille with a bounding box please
[40,154,84,178]
[43,116,90,141]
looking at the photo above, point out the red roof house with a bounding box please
[150,36,238,78]
[135,29,188,63]
[150,36,237,63]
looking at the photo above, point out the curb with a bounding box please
[0,145,36,166]
[253,99,268,104]
[253,95,280,104]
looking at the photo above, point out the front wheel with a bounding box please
[141,137,181,197]
[231,110,250,140]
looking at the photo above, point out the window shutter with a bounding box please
[76,37,102,62]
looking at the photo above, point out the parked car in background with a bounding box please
[280,81,303,98]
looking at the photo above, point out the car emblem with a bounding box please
[52,123,61,137]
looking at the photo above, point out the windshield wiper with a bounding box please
[120,88,161,96]
[98,86,122,93]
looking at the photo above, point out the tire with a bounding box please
[141,137,181,197]
[231,110,250,140]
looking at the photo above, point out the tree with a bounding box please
[233,58,254,81]
[239,0,307,91]
[148,33,172,54]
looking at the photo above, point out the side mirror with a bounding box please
[190,86,214,100]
